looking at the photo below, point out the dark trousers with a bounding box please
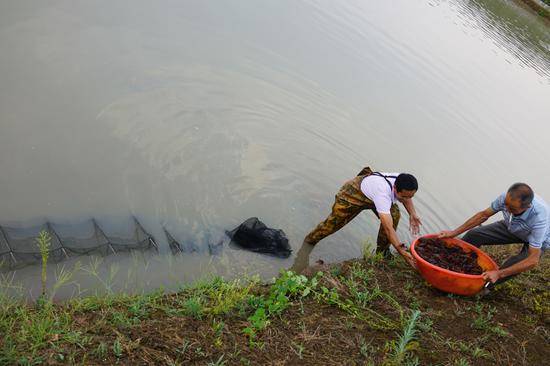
[462,221,543,286]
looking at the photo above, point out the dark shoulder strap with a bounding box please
[370,172,397,190]
[356,166,373,177]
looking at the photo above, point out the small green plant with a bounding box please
[175,339,191,357]
[112,338,123,358]
[291,342,305,359]
[239,357,251,365]
[330,266,342,277]
[212,318,225,335]
[453,358,470,366]
[386,310,421,365]
[212,318,225,347]
[49,264,77,301]
[128,296,150,319]
[94,342,108,359]
[183,296,204,319]
[243,307,269,341]
[208,354,227,366]
[110,310,138,328]
[327,269,389,328]
[359,336,375,359]
[472,304,496,331]
[362,240,385,263]
[194,346,206,357]
[417,316,433,333]
[36,230,52,299]
[242,270,322,343]
[490,324,510,337]
[470,346,490,359]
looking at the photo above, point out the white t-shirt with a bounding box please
[360,172,399,214]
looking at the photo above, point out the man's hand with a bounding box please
[438,230,457,239]
[482,270,501,283]
[400,250,418,270]
[409,214,422,236]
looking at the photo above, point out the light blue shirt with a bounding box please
[491,193,550,250]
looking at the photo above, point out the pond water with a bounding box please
[0,0,548,299]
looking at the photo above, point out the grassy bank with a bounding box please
[518,0,550,18]
[0,246,548,365]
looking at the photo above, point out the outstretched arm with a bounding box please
[439,207,496,238]
[402,198,421,236]
[379,213,417,269]
[483,246,541,283]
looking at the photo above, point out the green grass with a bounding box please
[453,358,470,366]
[0,244,547,365]
[207,354,227,366]
[0,300,87,365]
[471,303,496,331]
[0,271,260,364]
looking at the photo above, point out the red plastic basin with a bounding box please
[410,234,499,296]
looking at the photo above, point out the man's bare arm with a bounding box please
[402,198,417,217]
[379,213,416,269]
[402,198,421,236]
[483,246,541,283]
[439,207,496,238]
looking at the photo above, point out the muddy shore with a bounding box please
[1,245,548,365]
[517,0,550,19]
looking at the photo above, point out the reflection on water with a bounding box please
[464,0,549,77]
[0,0,548,299]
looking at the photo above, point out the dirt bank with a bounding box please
[517,0,550,19]
[0,245,548,365]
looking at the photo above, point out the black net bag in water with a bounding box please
[226,218,292,258]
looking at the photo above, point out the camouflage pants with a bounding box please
[304,167,400,255]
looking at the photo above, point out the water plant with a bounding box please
[36,230,52,300]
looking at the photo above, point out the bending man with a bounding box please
[292,166,421,272]
[439,183,547,292]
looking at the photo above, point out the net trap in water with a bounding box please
[0,217,158,272]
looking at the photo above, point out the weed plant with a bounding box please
[36,230,52,300]
[385,310,421,366]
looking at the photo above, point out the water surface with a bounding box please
[0,0,548,298]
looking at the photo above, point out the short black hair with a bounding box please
[395,173,418,192]
[507,183,534,208]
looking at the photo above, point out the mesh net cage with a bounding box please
[163,227,222,256]
[0,217,157,272]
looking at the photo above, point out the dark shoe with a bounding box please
[376,247,393,259]
[478,283,495,298]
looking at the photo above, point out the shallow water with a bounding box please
[0,0,548,299]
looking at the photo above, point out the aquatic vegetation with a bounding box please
[36,230,52,299]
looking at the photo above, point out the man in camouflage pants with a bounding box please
[292,167,421,272]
